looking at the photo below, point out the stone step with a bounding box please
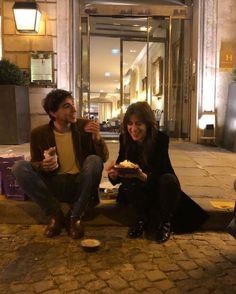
[0,195,234,232]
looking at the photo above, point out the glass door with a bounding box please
[81,16,152,123]
[79,14,192,138]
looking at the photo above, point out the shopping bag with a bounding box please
[0,156,27,201]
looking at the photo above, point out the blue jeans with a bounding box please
[12,155,103,218]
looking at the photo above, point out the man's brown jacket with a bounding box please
[30,119,109,173]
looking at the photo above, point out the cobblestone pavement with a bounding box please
[0,224,236,294]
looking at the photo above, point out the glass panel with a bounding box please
[122,39,147,107]
[168,18,191,138]
[148,17,169,130]
[79,16,90,118]
[89,32,120,123]
[89,16,148,129]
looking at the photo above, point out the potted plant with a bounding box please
[0,59,26,86]
[0,59,30,144]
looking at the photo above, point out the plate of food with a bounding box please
[113,160,139,175]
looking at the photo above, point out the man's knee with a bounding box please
[12,160,32,178]
[83,155,103,171]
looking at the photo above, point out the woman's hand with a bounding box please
[106,161,119,180]
[136,168,148,182]
[119,166,147,182]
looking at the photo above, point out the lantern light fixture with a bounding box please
[13,2,41,33]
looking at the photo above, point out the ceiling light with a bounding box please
[140,26,147,31]
[13,1,41,33]
[140,26,152,32]
[129,50,136,53]
[104,72,111,77]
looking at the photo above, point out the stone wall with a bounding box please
[2,0,57,76]
[216,0,236,145]
[198,0,236,146]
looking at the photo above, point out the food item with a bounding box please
[118,160,138,169]
[43,147,59,169]
[81,239,101,252]
[114,160,139,175]
[44,147,57,158]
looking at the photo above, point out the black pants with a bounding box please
[118,173,181,227]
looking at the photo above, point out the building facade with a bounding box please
[1,0,236,149]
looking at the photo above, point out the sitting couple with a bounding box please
[13,89,208,243]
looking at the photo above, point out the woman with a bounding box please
[108,101,208,243]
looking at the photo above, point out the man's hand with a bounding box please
[84,120,101,141]
[42,147,58,172]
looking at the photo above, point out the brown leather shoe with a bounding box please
[69,216,84,239]
[44,211,64,238]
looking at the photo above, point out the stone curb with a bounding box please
[0,195,234,231]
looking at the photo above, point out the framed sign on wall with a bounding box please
[30,52,54,85]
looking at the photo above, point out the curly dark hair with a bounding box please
[122,101,158,166]
[42,89,72,120]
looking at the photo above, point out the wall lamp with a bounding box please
[13,2,41,33]
[199,111,215,130]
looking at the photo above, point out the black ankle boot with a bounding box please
[155,221,171,244]
[128,220,146,238]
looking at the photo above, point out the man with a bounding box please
[13,89,109,239]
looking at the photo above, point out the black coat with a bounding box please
[112,131,209,233]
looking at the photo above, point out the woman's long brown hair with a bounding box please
[122,101,158,166]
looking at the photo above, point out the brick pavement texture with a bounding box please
[0,225,236,293]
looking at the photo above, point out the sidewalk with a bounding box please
[0,139,235,229]
[0,140,236,293]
